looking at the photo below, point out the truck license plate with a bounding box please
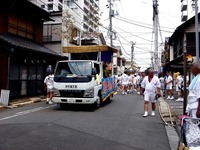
[68,98,75,103]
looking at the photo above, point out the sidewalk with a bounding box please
[158,95,185,150]
[0,95,46,109]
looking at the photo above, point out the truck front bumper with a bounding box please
[52,96,99,104]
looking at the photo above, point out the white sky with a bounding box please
[99,0,182,69]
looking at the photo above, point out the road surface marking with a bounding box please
[0,106,52,121]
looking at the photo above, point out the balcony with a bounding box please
[181,10,188,22]
[181,0,187,11]
[84,0,89,6]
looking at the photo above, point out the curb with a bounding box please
[158,97,176,126]
[158,96,181,150]
[0,96,46,109]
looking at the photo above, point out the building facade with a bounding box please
[162,13,200,74]
[66,0,99,32]
[29,0,99,55]
[181,0,200,22]
[0,0,64,98]
[29,0,123,75]
[28,0,63,12]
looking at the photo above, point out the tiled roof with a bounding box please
[0,34,61,56]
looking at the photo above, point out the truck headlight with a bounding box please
[53,88,60,96]
[83,88,94,98]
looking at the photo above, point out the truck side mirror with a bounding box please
[92,68,97,75]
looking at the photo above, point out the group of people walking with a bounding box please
[116,69,161,117]
[116,71,145,95]
[117,60,200,119]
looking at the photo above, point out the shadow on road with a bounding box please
[53,100,113,112]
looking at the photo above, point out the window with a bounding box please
[20,65,27,80]
[41,5,45,8]
[8,15,34,39]
[58,4,62,11]
[37,66,44,80]
[10,64,19,80]
[48,4,53,10]
[43,24,61,42]
[9,61,46,97]
[67,0,73,7]
[29,65,36,80]
[94,63,100,74]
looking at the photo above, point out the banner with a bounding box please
[102,76,116,99]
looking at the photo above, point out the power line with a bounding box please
[116,36,131,59]
[116,15,175,30]
[158,17,164,44]
[113,25,153,43]
[114,16,174,33]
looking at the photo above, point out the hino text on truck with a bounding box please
[52,45,118,109]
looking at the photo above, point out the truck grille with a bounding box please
[59,90,84,98]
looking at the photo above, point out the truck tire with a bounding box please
[93,97,100,109]
[107,96,111,103]
[107,93,114,102]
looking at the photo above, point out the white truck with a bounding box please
[52,46,117,109]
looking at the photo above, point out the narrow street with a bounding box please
[0,91,170,150]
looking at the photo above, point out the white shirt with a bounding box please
[44,74,54,89]
[141,76,161,94]
[120,73,129,85]
[117,76,121,84]
[187,77,200,110]
[159,77,165,89]
[165,75,173,87]
[176,75,183,85]
[128,74,134,84]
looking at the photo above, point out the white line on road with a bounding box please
[0,106,52,121]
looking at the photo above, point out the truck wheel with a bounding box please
[107,96,111,103]
[93,97,100,109]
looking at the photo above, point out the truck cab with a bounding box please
[53,60,104,109]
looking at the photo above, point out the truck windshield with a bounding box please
[54,61,92,83]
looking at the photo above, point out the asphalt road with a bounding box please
[0,92,171,150]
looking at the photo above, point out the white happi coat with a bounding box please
[187,77,200,112]
[141,76,161,94]
[120,73,129,85]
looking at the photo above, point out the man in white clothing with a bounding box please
[165,71,174,100]
[186,61,200,118]
[44,70,54,104]
[128,73,134,93]
[120,71,129,95]
[175,72,183,101]
[140,69,161,117]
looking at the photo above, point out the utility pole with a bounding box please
[151,51,154,69]
[153,0,158,75]
[183,33,187,115]
[108,0,114,75]
[109,0,113,47]
[131,42,136,65]
[194,0,199,61]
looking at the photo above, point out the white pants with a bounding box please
[144,93,156,103]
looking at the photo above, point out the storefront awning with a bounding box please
[0,34,61,56]
[63,45,118,53]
